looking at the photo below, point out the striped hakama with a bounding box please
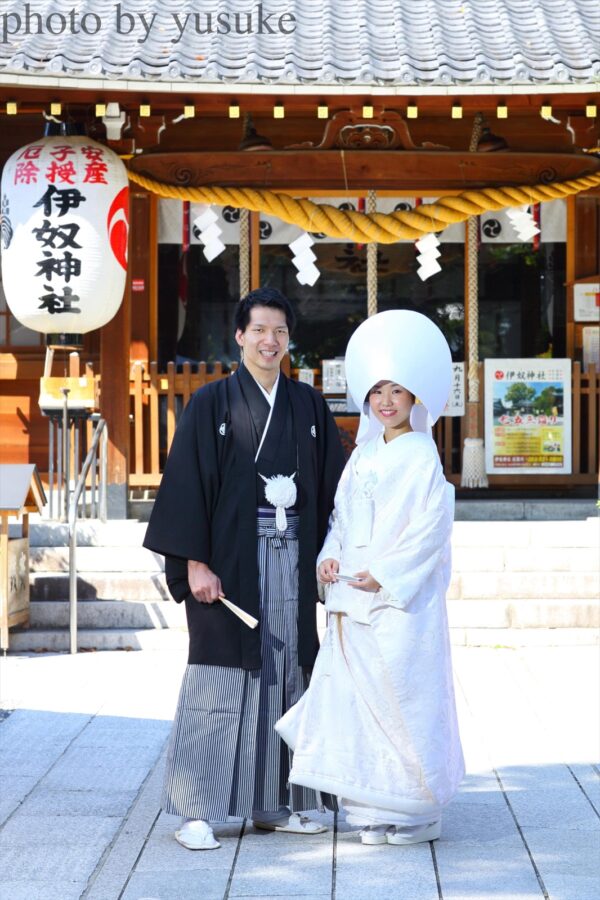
[161,510,319,821]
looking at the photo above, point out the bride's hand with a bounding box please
[349,570,381,593]
[318,559,339,583]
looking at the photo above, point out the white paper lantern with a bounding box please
[1,135,129,346]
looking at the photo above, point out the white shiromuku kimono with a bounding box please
[276,429,465,827]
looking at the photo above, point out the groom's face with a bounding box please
[235,306,289,376]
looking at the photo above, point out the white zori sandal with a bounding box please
[175,819,221,850]
[360,820,441,846]
[253,811,328,834]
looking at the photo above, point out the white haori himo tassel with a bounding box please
[260,473,297,532]
[460,437,489,488]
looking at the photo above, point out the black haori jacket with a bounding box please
[143,367,345,669]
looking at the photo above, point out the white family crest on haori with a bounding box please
[259,473,297,532]
[1,136,129,342]
[344,310,453,444]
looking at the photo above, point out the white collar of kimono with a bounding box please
[254,373,280,462]
[344,310,452,446]
[353,429,409,477]
[256,372,280,408]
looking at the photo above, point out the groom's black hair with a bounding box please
[235,288,296,335]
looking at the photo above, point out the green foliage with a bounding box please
[536,385,559,414]
[487,244,541,269]
[504,382,536,407]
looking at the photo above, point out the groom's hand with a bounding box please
[318,558,340,583]
[188,560,222,604]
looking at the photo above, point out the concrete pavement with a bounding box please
[0,643,598,900]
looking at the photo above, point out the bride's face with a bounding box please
[368,381,414,430]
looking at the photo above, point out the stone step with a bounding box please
[447,598,600,629]
[453,500,598,521]
[449,627,599,648]
[9,623,597,654]
[29,568,598,603]
[28,599,187,630]
[30,573,169,602]
[451,519,599,548]
[8,627,189,653]
[11,512,599,550]
[451,546,599,571]
[10,519,149,548]
[26,597,599,632]
[28,542,600,574]
[454,571,599,600]
[30,546,162,573]
[128,498,600,522]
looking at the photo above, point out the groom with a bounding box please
[144,287,345,849]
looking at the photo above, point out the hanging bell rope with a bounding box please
[461,112,489,488]
[238,208,250,297]
[466,113,484,404]
[366,189,378,317]
[127,167,600,244]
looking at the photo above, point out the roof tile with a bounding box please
[0,0,597,86]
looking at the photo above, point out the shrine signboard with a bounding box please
[484,359,572,474]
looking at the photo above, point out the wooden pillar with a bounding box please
[566,196,576,359]
[100,208,133,519]
[148,194,159,363]
[100,189,157,517]
[567,194,600,360]
[130,191,157,362]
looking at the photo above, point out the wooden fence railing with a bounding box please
[129,361,599,488]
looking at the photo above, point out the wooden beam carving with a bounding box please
[129,150,600,193]
[285,109,448,151]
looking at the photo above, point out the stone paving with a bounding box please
[0,643,598,900]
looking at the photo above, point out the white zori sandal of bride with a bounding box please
[252,811,328,834]
[175,819,221,850]
[360,820,441,846]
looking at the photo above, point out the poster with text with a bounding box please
[485,359,572,474]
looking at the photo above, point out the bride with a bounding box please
[276,310,465,846]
